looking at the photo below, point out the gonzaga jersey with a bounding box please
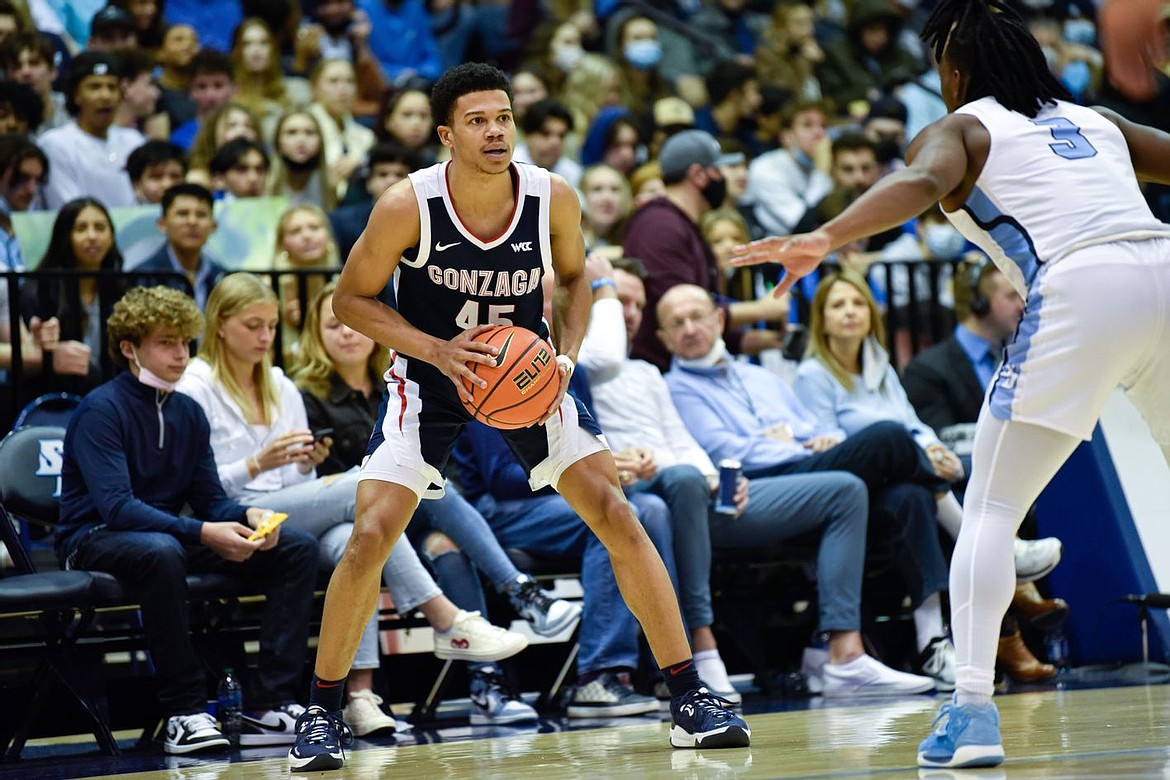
[392,160,552,399]
[945,98,1170,295]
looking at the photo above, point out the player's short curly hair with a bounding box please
[430,62,512,128]
[107,286,204,369]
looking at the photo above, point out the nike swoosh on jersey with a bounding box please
[435,241,462,251]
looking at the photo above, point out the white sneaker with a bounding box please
[800,646,828,695]
[694,650,743,706]
[164,712,230,755]
[823,654,935,698]
[240,703,304,746]
[918,637,956,692]
[1014,537,1062,582]
[434,610,528,662]
[342,690,398,737]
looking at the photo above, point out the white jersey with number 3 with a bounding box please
[944,97,1170,296]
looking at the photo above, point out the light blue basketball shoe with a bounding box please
[917,696,1005,768]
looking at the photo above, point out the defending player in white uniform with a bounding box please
[731,0,1170,769]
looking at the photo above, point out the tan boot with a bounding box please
[998,630,1057,683]
[1012,582,1069,631]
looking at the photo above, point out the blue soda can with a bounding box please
[715,459,741,515]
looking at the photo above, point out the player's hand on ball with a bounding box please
[439,324,499,404]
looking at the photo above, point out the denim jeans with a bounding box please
[760,420,950,606]
[713,472,869,633]
[626,464,713,631]
[241,469,443,670]
[411,484,522,592]
[474,491,675,675]
[72,526,318,717]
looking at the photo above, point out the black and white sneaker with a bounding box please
[163,712,230,755]
[509,577,581,637]
[289,705,352,773]
[240,702,305,746]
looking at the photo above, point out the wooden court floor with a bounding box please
[46,684,1170,780]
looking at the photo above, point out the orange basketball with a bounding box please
[461,325,560,429]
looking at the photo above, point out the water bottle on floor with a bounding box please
[217,668,243,747]
[1045,628,1070,673]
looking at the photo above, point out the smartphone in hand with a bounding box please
[312,428,334,441]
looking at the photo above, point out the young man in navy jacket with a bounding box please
[55,285,319,755]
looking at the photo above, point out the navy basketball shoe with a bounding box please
[669,686,751,748]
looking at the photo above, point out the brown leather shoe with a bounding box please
[1012,582,1069,631]
[998,631,1058,683]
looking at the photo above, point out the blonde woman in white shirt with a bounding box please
[176,272,526,737]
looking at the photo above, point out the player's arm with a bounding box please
[731,115,973,294]
[1093,106,1170,185]
[819,116,972,251]
[548,174,590,363]
[538,174,589,422]
[333,179,498,402]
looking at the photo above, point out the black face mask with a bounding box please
[701,176,727,209]
[873,138,902,165]
[283,152,322,174]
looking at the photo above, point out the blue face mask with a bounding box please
[1061,60,1091,98]
[1063,18,1096,47]
[624,39,663,70]
[923,223,967,260]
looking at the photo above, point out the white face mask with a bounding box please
[676,337,728,369]
[551,44,585,73]
[132,346,178,393]
[923,223,967,260]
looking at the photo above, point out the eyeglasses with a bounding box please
[660,309,717,333]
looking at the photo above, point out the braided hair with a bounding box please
[922,0,1072,118]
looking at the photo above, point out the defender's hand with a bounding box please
[731,231,832,296]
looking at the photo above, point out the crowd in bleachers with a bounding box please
[0,0,1156,757]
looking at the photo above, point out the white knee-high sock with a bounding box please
[935,491,964,539]
[951,416,1080,707]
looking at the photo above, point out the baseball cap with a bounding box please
[658,129,745,183]
[69,51,121,87]
[90,5,134,38]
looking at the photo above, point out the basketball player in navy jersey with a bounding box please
[731,0,1170,769]
[288,63,749,772]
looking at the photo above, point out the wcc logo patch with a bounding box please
[36,438,64,498]
[511,241,533,252]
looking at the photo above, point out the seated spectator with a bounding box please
[624,129,784,371]
[795,269,1062,578]
[307,58,375,201]
[302,0,387,117]
[0,31,68,134]
[628,160,664,208]
[693,60,762,153]
[586,256,936,697]
[230,18,300,131]
[0,132,47,215]
[357,0,442,87]
[862,95,909,178]
[126,140,187,205]
[514,97,581,189]
[755,2,825,103]
[558,53,622,159]
[154,24,200,132]
[178,273,535,734]
[815,0,923,111]
[374,86,437,168]
[112,47,165,139]
[209,137,270,200]
[86,4,136,51]
[329,141,419,262]
[579,106,640,176]
[609,14,673,116]
[454,418,671,718]
[274,203,340,360]
[171,50,237,152]
[55,284,318,755]
[509,66,550,126]
[23,197,127,396]
[187,101,262,187]
[268,108,336,211]
[110,0,166,51]
[0,80,43,136]
[136,183,226,310]
[580,163,631,251]
[40,52,145,209]
[743,99,832,239]
[658,283,957,689]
